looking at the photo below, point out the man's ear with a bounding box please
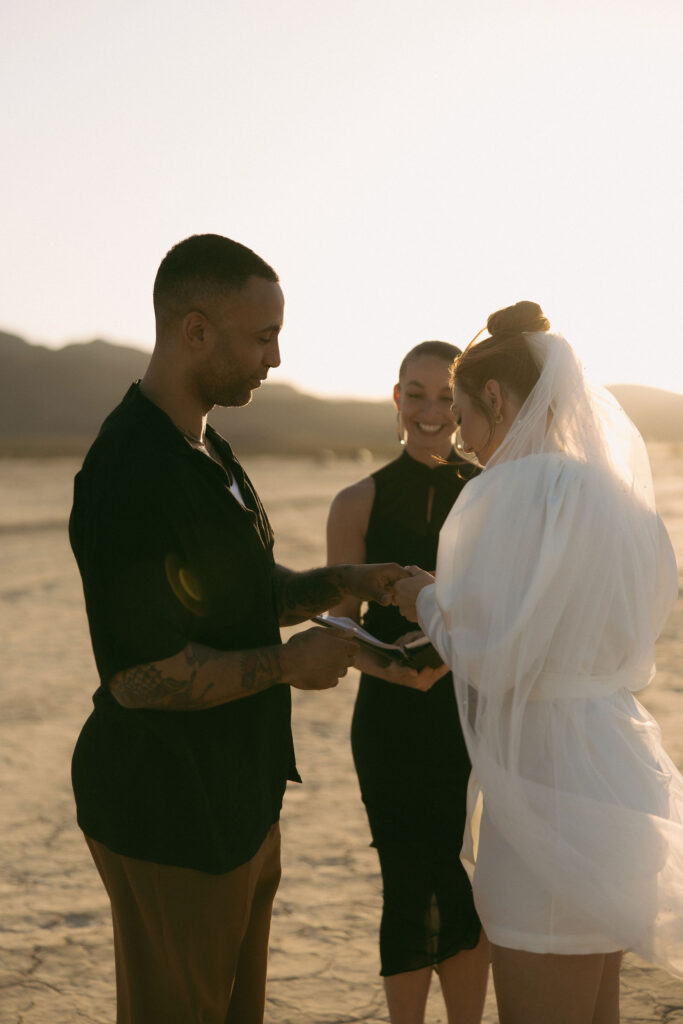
[182,311,210,351]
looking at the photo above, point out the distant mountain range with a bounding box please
[2,329,683,456]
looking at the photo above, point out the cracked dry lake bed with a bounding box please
[2,450,683,1023]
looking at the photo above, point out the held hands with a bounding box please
[344,563,410,606]
[392,565,435,622]
[281,626,358,691]
[354,635,448,693]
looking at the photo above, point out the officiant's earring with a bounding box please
[396,412,407,446]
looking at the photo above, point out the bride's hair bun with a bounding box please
[486,301,550,338]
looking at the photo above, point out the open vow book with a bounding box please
[313,615,444,670]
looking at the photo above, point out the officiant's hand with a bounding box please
[393,566,435,622]
[281,626,358,690]
[354,643,448,692]
[342,562,410,606]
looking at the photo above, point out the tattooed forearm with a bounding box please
[274,566,347,624]
[108,642,284,710]
[184,642,218,670]
[240,647,284,692]
[110,654,214,710]
[273,562,404,624]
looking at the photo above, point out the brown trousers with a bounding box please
[86,823,281,1024]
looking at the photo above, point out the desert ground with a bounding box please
[1,446,683,1023]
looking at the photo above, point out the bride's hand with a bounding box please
[392,566,435,622]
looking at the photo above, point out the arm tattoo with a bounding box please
[110,644,216,710]
[275,566,346,622]
[240,647,284,692]
[109,642,280,709]
[184,642,215,669]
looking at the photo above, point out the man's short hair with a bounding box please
[153,234,279,325]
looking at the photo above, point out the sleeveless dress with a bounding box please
[351,449,482,976]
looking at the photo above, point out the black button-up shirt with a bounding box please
[69,384,299,873]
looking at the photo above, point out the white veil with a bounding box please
[487,330,655,504]
[417,331,683,966]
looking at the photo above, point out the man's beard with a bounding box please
[214,385,253,408]
[197,372,254,410]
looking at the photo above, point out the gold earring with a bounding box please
[396,412,407,446]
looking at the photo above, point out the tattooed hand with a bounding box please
[281,627,358,690]
[342,562,411,607]
[108,628,360,710]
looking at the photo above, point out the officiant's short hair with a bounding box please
[398,341,461,381]
[153,234,278,326]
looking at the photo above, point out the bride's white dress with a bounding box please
[416,332,683,974]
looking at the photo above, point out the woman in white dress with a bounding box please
[393,301,683,1024]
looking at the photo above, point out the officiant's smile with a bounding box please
[393,353,457,460]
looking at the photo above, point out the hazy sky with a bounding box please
[2,0,682,398]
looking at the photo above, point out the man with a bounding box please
[69,234,406,1024]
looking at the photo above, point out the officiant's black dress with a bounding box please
[352,449,482,976]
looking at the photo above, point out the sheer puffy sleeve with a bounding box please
[423,453,677,706]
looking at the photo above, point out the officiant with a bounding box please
[326,340,489,1024]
